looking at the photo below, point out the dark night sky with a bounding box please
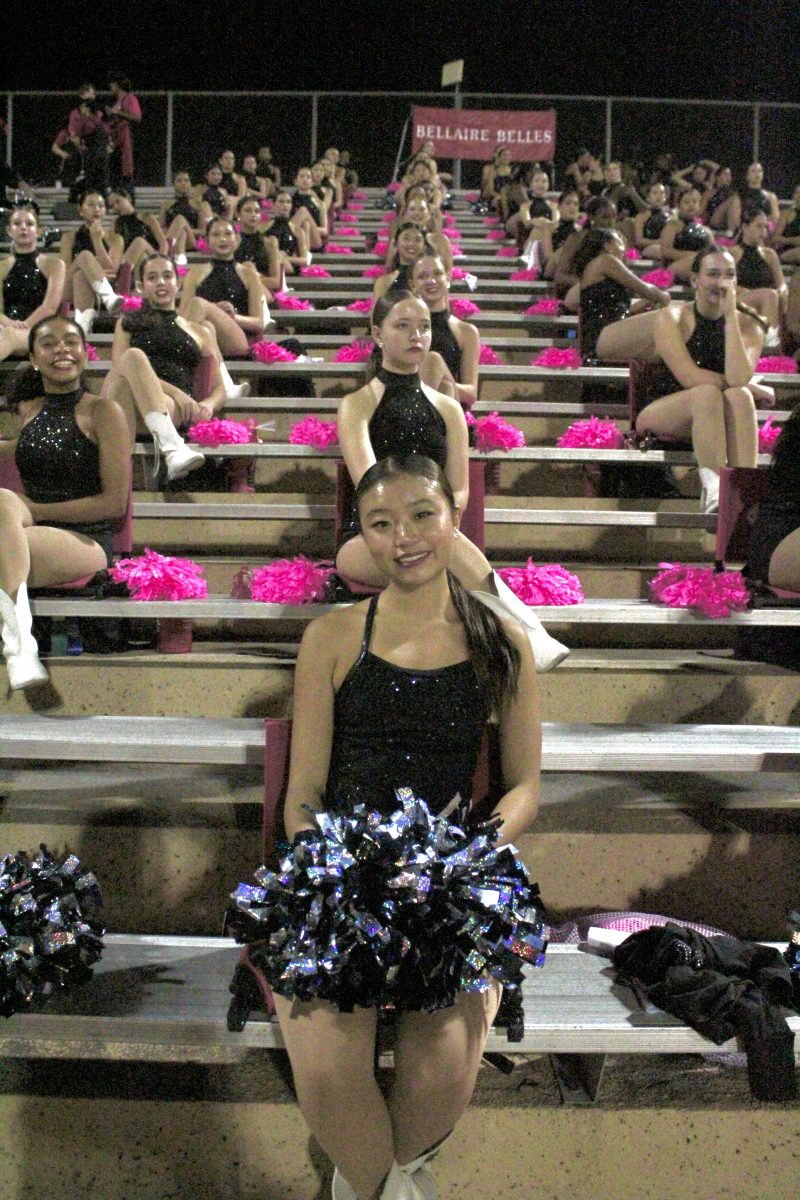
[2,0,799,99]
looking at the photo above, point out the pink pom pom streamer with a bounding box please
[250,340,298,363]
[641,268,674,288]
[335,227,360,236]
[756,356,798,374]
[557,417,625,449]
[119,294,142,312]
[496,560,584,606]
[650,563,749,619]
[510,268,540,281]
[352,192,366,200]
[326,243,353,255]
[195,237,209,253]
[250,557,334,604]
[450,297,481,318]
[85,344,99,361]
[300,265,332,278]
[495,246,518,258]
[450,267,469,280]
[289,416,338,449]
[758,418,781,454]
[623,246,642,261]
[465,192,479,202]
[273,291,313,311]
[482,216,499,225]
[176,265,188,277]
[525,297,560,315]
[260,199,273,211]
[714,235,736,248]
[472,412,526,451]
[478,343,503,365]
[532,347,583,369]
[188,418,254,446]
[362,265,385,279]
[486,229,506,241]
[347,298,374,312]
[333,338,373,363]
[386,182,401,193]
[373,240,389,257]
[110,548,207,601]
[347,202,365,210]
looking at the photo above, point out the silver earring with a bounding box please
[453,529,460,539]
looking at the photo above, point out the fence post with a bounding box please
[605,97,612,164]
[310,93,318,163]
[752,103,760,164]
[165,92,173,186]
[5,93,12,167]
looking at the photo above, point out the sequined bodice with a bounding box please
[2,252,47,321]
[72,225,110,260]
[368,369,447,467]
[429,309,462,379]
[127,310,202,392]
[736,244,773,290]
[15,390,102,504]
[673,219,710,252]
[235,232,271,275]
[202,186,226,215]
[579,278,631,360]
[642,207,668,241]
[647,305,727,399]
[325,595,486,815]
[115,211,156,251]
[268,217,297,255]
[195,259,249,314]
[165,197,198,227]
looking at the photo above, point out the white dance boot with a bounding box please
[0,583,48,691]
[74,308,95,336]
[144,411,205,482]
[698,467,720,515]
[91,276,124,314]
[332,1161,424,1200]
[218,361,251,401]
[474,572,569,672]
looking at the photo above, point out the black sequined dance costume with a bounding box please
[267,217,298,256]
[14,389,114,560]
[196,259,250,314]
[642,208,668,242]
[339,367,447,546]
[579,278,631,361]
[291,192,322,224]
[126,309,202,392]
[235,233,271,276]
[2,252,47,320]
[429,309,462,379]
[114,211,159,252]
[672,218,711,253]
[71,225,111,260]
[387,262,412,293]
[641,305,726,407]
[551,219,579,252]
[736,244,774,290]
[201,186,227,217]
[747,410,800,584]
[164,197,199,229]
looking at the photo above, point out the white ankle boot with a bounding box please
[91,276,124,314]
[332,1161,423,1200]
[474,572,569,672]
[698,467,720,515]
[218,361,251,401]
[144,411,205,481]
[331,1168,357,1200]
[74,308,95,336]
[0,583,48,691]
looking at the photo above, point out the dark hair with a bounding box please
[740,204,767,229]
[205,214,235,239]
[689,246,769,331]
[678,187,702,207]
[108,183,135,206]
[236,193,262,214]
[11,198,40,217]
[585,196,615,225]
[366,289,428,380]
[572,227,618,278]
[391,222,431,270]
[5,316,87,411]
[355,455,521,715]
[108,73,132,91]
[558,189,579,205]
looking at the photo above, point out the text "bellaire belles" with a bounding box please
[415,125,554,145]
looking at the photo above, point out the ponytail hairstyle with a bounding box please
[121,252,179,332]
[354,455,521,717]
[571,227,619,279]
[366,288,424,381]
[689,245,770,332]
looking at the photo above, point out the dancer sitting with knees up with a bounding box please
[659,187,714,282]
[262,189,310,276]
[103,252,225,481]
[234,195,283,296]
[632,246,765,514]
[575,226,671,362]
[235,452,542,1200]
[335,290,568,671]
[747,406,800,593]
[410,250,479,408]
[158,170,202,263]
[59,190,124,335]
[730,206,786,344]
[0,315,129,689]
[108,183,168,275]
[372,224,432,302]
[0,203,65,364]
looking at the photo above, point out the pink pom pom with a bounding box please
[362,265,386,279]
[482,216,499,226]
[110,548,207,601]
[273,291,313,311]
[85,344,99,361]
[758,418,781,454]
[176,265,188,277]
[335,227,360,236]
[465,192,479,202]
[250,340,298,363]
[464,411,475,426]
[495,246,518,258]
[250,556,334,604]
[119,294,142,312]
[260,199,273,210]
[525,297,560,315]
[450,297,481,318]
[289,416,338,449]
[333,338,373,363]
[381,213,394,225]
[373,240,389,257]
[386,182,401,193]
[347,202,365,210]
[486,230,506,242]
[187,418,253,446]
[450,266,468,280]
[641,268,674,288]
[714,235,736,248]
[650,563,750,618]
[326,243,353,254]
[532,347,583,369]
[756,356,798,374]
[472,412,526,451]
[624,246,642,261]
[510,268,540,281]
[496,560,584,606]
[557,417,625,449]
[195,237,209,253]
[347,298,374,312]
[352,193,366,201]
[300,265,332,278]
[478,343,503,365]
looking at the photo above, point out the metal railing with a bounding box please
[4,90,800,197]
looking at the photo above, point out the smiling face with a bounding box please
[372,296,432,373]
[30,318,86,389]
[9,207,39,252]
[531,171,550,196]
[411,254,449,309]
[692,250,737,310]
[207,219,238,258]
[273,192,293,217]
[358,471,457,589]
[80,192,106,222]
[404,195,431,226]
[174,171,192,195]
[396,226,426,265]
[647,182,667,207]
[238,198,262,232]
[140,256,179,308]
[206,165,223,187]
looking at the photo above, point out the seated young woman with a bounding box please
[158,170,202,261]
[0,315,130,690]
[540,190,583,280]
[0,203,65,364]
[747,406,800,592]
[372,224,432,301]
[291,167,329,251]
[387,196,453,275]
[263,190,310,275]
[179,215,267,357]
[59,190,124,335]
[728,162,780,232]
[410,250,480,408]
[217,150,246,202]
[103,252,227,481]
[513,168,558,248]
[334,289,568,671]
[480,147,513,212]
[553,196,617,307]
[240,154,270,200]
[108,183,168,276]
[575,227,671,362]
[193,163,238,227]
[632,246,765,513]
[659,187,715,282]
[701,165,736,231]
[234,195,283,296]
[771,183,800,266]
[632,182,674,256]
[730,207,786,339]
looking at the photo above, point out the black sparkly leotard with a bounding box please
[642,207,669,241]
[14,389,113,559]
[736,244,774,290]
[747,410,800,583]
[526,196,552,221]
[430,309,462,379]
[672,218,711,252]
[243,171,261,192]
[196,259,250,314]
[202,186,227,216]
[706,185,734,224]
[114,211,158,252]
[164,197,199,229]
[126,309,202,392]
[291,192,322,223]
[325,595,486,815]
[72,225,111,260]
[2,252,47,320]
[219,172,238,195]
[552,219,579,251]
[267,217,298,256]
[738,186,772,220]
[235,232,271,275]
[643,305,726,404]
[781,211,800,240]
[579,278,631,361]
[387,263,413,294]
